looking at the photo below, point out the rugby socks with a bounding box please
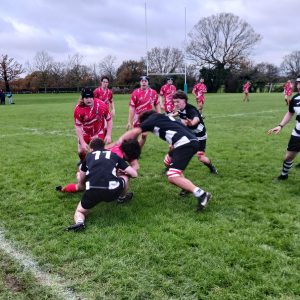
[193,187,204,197]
[204,162,214,171]
[76,218,84,225]
[64,183,77,193]
[281,160,293,176]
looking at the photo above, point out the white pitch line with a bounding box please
[0,228,83,300]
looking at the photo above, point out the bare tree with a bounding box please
[147,47,184,74]
[28,51,54,92]
[97,55,117,83]
[0,54,24,91]
[65,53,88,91]
[281,51,300,78]
[186,13,262,69]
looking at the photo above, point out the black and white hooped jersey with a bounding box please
[80,150,129,190]
[140,113,198,148]
[288,93,300,137]
[178,103,207,141]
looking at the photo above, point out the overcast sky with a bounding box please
[0,0,299,69]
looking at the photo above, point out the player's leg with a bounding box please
[139,132,148,149]
[167,143,212,211]
[66,201,88,231]
[196,140,218,174]
[116,175,133,204]
[277,150,298,180]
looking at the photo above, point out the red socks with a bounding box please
[63,183,77,193]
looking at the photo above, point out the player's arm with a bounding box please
[124,165,138,178]
[75,124,89,151]
[118,128,142,144]
[186,116,200,127]
[159,95,164,110]
[267,111,294,135]
[154,93,161,113]
[110,99,115,117]
[129,159,139,171]
[127,106,135,130]
[105,117,113,144]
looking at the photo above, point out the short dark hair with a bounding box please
[90,138,105,151]
[120,139,141,161]
[172,90,188,102]
[101,76,109,82]
[138,110,156,124]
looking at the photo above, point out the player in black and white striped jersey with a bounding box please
[119,110,212,212]
[171,90,217,175]
[268,75,300,180]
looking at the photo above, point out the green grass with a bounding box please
[0,92,299,299]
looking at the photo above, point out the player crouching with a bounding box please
[65,138,138,231]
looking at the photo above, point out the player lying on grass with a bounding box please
[57,138,141,203]
[66,138,138,231]
[118,110,212,212]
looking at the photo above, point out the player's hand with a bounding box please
[126,123,133,131]
[185,119,193,126]
[104,135,112,144]
[111,109,116,117]
[267,126,281,135]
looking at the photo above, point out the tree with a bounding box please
[147,47,184,74]
[116,60,145,86]
[281,51,300,78]
[186,13,262,70]
[28,51,54,92]
[65,53,90,91]
[0,54,24,91]
[97,55,117,83]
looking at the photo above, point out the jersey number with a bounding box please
[93,150,111,160]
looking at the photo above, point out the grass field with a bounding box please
[0,92,299,299]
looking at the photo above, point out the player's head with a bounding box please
[139,110,156,124]
[101,76,109,86]
[80,87,94,106]
[166,77,173,83]
[173,90,188,110]
[120,139,141,162]
[89,138,105,151]
[140,75,149,89]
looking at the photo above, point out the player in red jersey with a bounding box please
[192,78,207,114]
[243,81,251,102]
[93,76,115,116]
[74,87,112,162]
[284,80,294,105]
[127,76,160,147]
[159,77,176,114]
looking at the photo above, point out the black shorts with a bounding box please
[287,135,300,152]
[169,141,199,171]
[198,139,206,152]
[81,178,125,209]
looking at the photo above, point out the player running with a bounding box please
[159,77,176,115]
[268,75,300,180]
[169,90,218,179]
[127,76,160,147]
[120,110,212,212]
[192,78,207,114]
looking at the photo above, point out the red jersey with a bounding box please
[93,87,113,105]
[108,144,124,159]
[193,83,207,102]
[74,98,111,138]
[130,88,159,127]
[160,84,176,113]
[243,82,251,93]
[284,82,293,96]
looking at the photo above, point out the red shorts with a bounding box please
[83,131,106,144]
[196,96,205,104]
